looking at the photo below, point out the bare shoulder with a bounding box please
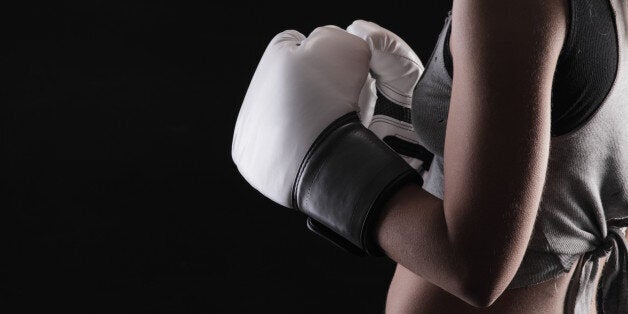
[449,0,569,85]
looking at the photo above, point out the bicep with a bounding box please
[444,0,567,292]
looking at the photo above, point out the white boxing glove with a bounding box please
[349,20,434,174]
[232,26,420,255]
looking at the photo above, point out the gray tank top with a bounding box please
[410,2,628,312]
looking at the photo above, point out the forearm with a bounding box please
[374,181,534,307]
[375,183,471,304]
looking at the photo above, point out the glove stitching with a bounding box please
[377,84,412,107]
[372,49,423,70]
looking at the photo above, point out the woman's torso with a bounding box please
[387,0,628,311]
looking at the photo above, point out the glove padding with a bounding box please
[232,26,369,208]
[232,26,419,255]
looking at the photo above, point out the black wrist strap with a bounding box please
[293,113,421,256]
[306,218,367,256]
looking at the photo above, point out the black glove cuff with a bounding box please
[292,113,421,256]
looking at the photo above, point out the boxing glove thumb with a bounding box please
[349,20,433,172]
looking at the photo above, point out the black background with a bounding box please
[4,1,451,313]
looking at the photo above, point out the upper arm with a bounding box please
[445,0,568,303]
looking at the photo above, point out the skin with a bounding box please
[384,262,578,314]
[374,0,574,310]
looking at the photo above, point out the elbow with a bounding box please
[459,285,502,308]
[456,271,508,308]
[447,236,520,307]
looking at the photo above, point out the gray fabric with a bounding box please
[564,225,628,314]
[422,155,444,199]
[596,225,628,313]
[410,12,452,158]
[412,2,628,312]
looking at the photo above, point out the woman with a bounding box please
[231,0,628,312]
[377,0,628,312]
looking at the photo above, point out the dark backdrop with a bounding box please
[4,1,451,313]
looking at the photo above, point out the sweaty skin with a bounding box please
[374,0,571,311]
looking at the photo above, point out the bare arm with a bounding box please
[375,0,567,307]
